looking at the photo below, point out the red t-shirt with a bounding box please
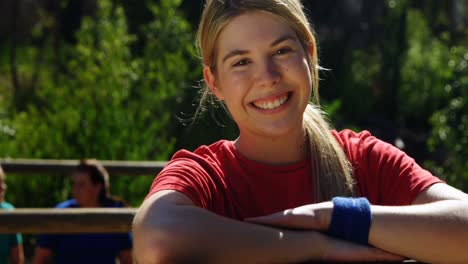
[148,129,443,220]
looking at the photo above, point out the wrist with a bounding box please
[316,201,333,231]
[326,197,372,245]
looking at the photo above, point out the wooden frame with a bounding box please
[0,208,137,234]
[1,158,167,175]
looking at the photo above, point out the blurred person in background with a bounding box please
[0,165,24,264]
[32,159,132,264]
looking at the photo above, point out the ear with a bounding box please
[203,66,224,100]
[306,43,316,72]
[308,43,315,57]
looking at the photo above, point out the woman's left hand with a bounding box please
[245,202,333,231]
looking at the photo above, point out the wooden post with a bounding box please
[0,208,137,234]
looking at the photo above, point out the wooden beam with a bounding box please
[0,159,167,176]
[0,208,137,234]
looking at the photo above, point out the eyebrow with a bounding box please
[270,34,296,47]
[221,49,248,64]
[221,34,297,64]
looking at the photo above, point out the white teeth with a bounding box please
[253,94,288,109]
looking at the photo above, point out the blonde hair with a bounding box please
[197,0,355,201]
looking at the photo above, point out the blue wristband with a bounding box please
[327,197,372,245]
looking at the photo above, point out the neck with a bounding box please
[234,125,308,165]
[79,199,100,208]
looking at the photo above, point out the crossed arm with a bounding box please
[10,244,24,264]
[248,183,468,263]
[134,191,399,263]
[133,183,468,263]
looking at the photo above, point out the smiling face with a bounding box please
[204,11,312,141]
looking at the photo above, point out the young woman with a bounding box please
[133,0,468,263]
[33,160,133,264]
[0,166,24,264]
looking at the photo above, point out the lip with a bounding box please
[249,91,293,113]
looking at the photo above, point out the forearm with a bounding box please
[32,247,53,264]
[10,244,24,264]
[10,245,24,264]
[133,202,324,263]
[369,200,468,263]
[118,249,133,264]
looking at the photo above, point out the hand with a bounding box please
[246,204,404,262]
[245,202,333,231]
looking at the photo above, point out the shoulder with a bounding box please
[56,199,78,208]
[149,140,233,207]
[332,129,405,168]
[332,129,377,156]
[167,140,233,171]
[332,129,373,145]
[158,139,233,184]
[172,140,232,161]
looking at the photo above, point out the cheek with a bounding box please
[223,70,249,85]
[288,59,312,88]
[219,73,250,100]
[283,55,309,73]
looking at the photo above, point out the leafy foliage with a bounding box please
[0,0,197,207]
[343,4,468,189]
[426,45,468,189]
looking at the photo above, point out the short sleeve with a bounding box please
[147,149,224,210]
[334,129,444,205]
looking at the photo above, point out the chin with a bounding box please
[260,120,303,136]
[256,125,298,138]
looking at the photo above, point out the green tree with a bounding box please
[0,0,197,207]
[400,8,468,190]
[427,45,468,190]
[343,2,468,190]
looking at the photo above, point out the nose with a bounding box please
[256,59,280,88]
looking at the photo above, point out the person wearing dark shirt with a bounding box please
[33,160,132,264]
